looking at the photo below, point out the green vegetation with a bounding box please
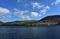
[0,20,39,26]
[0,20,59,26]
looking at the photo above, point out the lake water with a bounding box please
[0,26,60,39]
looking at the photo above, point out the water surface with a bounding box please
[0,26,60,39]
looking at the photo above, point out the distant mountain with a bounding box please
[38,15,60,25]
[0,21,3,23]
[0,21,4,25]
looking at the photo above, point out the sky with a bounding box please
[0,0,60,22]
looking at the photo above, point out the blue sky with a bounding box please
[0,0,60,22]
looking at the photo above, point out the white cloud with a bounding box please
[25,16,31,20]
[0,7,10,14]
[0,7,11,18]
[17,0,20,3]
[40,6,50,14]
[13,5,50,19]
[31,12,40,17]
[13,8,30,19]
[14,8,29,14]
[45,6,50,9]
[31,2,51,17]
[51,0,60,5]
[31,2,44,9]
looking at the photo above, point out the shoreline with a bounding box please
[0,25,60,27]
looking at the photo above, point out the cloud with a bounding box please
[40,6,50,14]
[14,5,51,20]
[31,2,44,9]
[31,2,51,17]
[0,7,11,18]
[45,6,50,9]
[31,12,40,17]
[17,0,20,3]
[51,0,60,5]
[13,8,31,19]
[24,16,31,20]
[13,5,50,19]
[0,7,10,14]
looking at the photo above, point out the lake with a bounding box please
[0,26,60,39]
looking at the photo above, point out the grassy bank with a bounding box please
[0,23,58,27]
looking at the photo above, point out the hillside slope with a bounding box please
[0,15,60,26]
[38,15,60,25]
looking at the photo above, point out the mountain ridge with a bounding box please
[0,15,60,26]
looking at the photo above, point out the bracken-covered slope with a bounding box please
[38,15,60,24]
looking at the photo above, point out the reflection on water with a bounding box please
[0,26,60,39]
